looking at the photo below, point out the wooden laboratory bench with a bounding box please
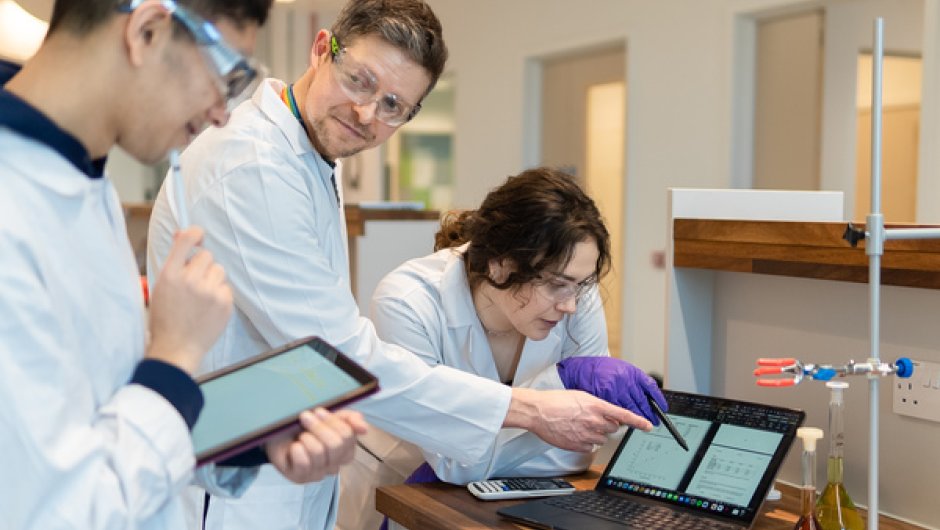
[375,466,926,530]
[673,219,940,289]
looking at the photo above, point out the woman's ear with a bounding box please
[488,258,515,284]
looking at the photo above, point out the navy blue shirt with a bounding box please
[0,59,105,178]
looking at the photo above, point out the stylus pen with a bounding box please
[647,392,689,451]
[169,149,189,229]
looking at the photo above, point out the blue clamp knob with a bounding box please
[895,357,914,378]
[812,368,837,381]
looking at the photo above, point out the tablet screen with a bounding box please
[191,337,376,465]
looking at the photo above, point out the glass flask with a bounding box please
[816,381,864,530]
[794,427,824,530]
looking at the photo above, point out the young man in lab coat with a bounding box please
[0,1,365,529]
[147,0,654,528]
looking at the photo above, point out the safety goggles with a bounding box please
[536,272,597,304]
[118,0,260,104]
[329,35,421,127]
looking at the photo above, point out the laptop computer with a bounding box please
[498,390,805,530]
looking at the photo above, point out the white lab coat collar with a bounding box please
[439,244,479,330]
[253,78,311,156]
[439,243,563,383]
[24,149,104,199]
[252,77,343,217]
[438,244,491,376]
[253,79,334,175]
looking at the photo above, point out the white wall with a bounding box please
[714,272,940,527]
[426,0,939,378]
[106,148,154,203]
[427,0,733,373]
[97,0,940,380]
[0,0,47,62]
[819,0,925,219]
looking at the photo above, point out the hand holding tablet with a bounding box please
[265,407,368,483]
[191,336,378,466]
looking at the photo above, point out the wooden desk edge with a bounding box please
[376,484,494,529]
[376,470,927,530]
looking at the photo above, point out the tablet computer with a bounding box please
[191,336,378,466]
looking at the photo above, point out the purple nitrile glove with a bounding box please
[404,462,440,484]
[380,463,440,530]
[556,356,667,426]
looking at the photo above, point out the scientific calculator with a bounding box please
[467,478,576,500]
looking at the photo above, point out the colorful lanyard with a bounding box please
[280,84,305,129]
[280,84,340,207]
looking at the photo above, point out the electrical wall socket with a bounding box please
[893,359,940,423]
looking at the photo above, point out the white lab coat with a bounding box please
[0,129,254,530]
[337,246,602,530]
[146,79,513,530]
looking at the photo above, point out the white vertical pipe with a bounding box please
[867,17,885,530]
[916,0,940,223]
[871,20,884,218]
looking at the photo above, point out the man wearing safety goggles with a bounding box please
[147,1,653,529]
[0,1,365,529]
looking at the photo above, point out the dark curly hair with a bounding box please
[435,167,612,293]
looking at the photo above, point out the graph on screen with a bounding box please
[608,416,711,489]
[685,425,783,506]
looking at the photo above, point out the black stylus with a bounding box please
[646,393,689,451]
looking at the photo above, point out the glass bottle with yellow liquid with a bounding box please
[816,381,864,530]
[794,427,824,530]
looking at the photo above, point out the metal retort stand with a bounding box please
[752,18,939,530]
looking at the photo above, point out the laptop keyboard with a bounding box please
[545,492,740,530]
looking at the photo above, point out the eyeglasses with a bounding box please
[536,273,597,304]
[118,0,260,104]
[329,35,422,127]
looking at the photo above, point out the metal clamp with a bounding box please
[754,357,913,387]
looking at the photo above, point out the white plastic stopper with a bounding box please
[826,380,848,404]
[796,427,824,452]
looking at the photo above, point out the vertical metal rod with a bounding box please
[867,17,885,530]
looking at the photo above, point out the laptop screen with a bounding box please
[599,390,805,525]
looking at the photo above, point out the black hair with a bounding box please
[48,0,273,36]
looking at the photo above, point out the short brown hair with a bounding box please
[330,0,447,94]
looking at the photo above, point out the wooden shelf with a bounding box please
[673,219,940,289]
[344,204,440,238]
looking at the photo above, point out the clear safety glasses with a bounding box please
[536,273,597,304]
[328,35,421,127]
[118,0,260,104]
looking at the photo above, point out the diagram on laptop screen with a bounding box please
[685,425,782,506]
[608,416,710,489]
